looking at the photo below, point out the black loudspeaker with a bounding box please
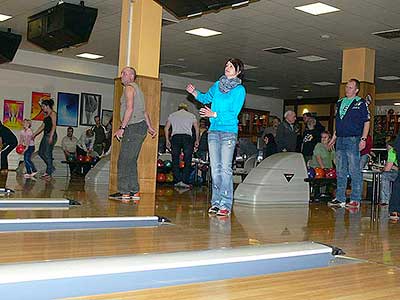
[27,2,98,52]
[0,31,22,64]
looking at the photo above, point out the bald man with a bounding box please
[110,67,157,201]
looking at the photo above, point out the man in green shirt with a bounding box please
[380,141,398,205]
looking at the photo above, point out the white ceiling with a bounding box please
[1,0,400,99]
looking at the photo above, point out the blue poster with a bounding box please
[57,92,79,127]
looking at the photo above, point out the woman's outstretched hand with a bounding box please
[186,83,197,98]
[199,106,216,118]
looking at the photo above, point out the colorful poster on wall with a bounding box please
[3,100,24,130]
[31,92,51,121]
[57,92,79,127]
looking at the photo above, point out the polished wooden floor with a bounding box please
[0,172,399,299]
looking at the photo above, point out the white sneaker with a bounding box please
[328,199,346,207]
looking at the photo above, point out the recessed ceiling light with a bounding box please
[313,81,335,86]
[177,58,185,62]
[244,64,258,70]
[232,1,249,8]
[297,55,327,62]
[303,89,310,92]
[187,12,202,18]
[76,53,104,59]
[320,34,330,39]
[0,14,12,22]
[258,86,279,90]
[394,103,400,106]
[180,72,203,77]
[185,28,222,37]
[295,2,340,15]
[378,76,400,81]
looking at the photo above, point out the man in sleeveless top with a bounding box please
[165,103,199,188]
[110,67,157,201]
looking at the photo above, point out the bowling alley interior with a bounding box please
[0,0,400,299]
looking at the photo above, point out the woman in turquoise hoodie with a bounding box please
[186,58,246,217]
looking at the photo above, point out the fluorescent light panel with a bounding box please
[185,28,222,37]
[180,72,203,77]
[258,86,279,90]
[187,12,202,18]
[232,1,249,8]
[244,64,258,70]
[312,81,335,86]
[76,53,104,59]
[295,2,340,15]
[378,76,400,81]
[297,55,327,62]
[394,103,400,106]
[0,14,12,21]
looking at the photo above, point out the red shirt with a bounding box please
[360,135,372,156]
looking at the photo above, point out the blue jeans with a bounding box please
[336,136,362,203]
[360,154,369,171]
[24,145,37,174]
[208,131,237,210]
[380,170,398,204]
[38,133,57,175]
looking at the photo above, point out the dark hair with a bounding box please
[272,116,281,123]
[226,58,244,79]
[303,112,312,117]
[321,130,332,138]
[349,78,360,91]
[264,133,275,144]
[67,126,73,131]
[41,98,54,109]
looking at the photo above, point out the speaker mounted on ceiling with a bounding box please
[0,29,22,64]
[27,1,98,52]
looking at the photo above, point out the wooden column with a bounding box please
[340,48,376,131]
[109,0,162,195]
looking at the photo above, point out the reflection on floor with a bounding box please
[0,171,399,298]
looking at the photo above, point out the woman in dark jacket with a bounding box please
[263,133,277,159]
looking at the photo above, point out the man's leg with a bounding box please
[381,170,398,204]
[182,135,194,185]
[347,137,362,203]
[171,135,182,184]
[335,137,349,203]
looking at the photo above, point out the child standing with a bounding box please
[20,119,37,178]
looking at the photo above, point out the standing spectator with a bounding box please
[360,134,373,170]
[262,133,277,159]
[186,58,246,217]
[19,119,37,178]
[34,99,57,179]
[302,117,320,163]
[380,140,398,206]
[110,66,156,201]
[310,131,335,169]
[76,129,95,157]
[389,133,400,220]
[0,121,17,173]
[197,118,209,161]
[91,116,107,156]
[61,127,78,173]
[262,116,281,138]
[328,79,370,208]
[164,103,199,188]
[303,112,325,135]
[276,110,300,152]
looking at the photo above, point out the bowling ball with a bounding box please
[157,159,164,169]
[67,154,75,162]
[179,153,184,160]
[77,155,85,162]
[314,167,326,179]
[164,160,172,171]
[325,168,337,179]
[165,173,174,182]
[307,167,316,179]
[91,156,99,164]
[157,173,166,183]
[16,144,25,154]
[179,161,185,168]
[84,155,92,163]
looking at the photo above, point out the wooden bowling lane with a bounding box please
[67,263,400,300]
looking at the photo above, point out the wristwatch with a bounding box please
[119,126,126,130]
[360,137,367,141]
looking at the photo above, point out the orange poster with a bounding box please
[31,92,51,121]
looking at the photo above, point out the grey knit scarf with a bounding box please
[218,75,242,93]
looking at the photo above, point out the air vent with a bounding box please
[160,63,186,69]
[262,47,297,54]
[373,28,400,39]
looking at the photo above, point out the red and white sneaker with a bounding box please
[216,209,231,217]
[345,201,360,208]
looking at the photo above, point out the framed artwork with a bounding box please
[101,109,113,127]
[31,92,51,121]
[3,100,24,130]
[56,92,79,127]
[80,93,101,126]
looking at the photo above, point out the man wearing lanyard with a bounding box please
[328,78,370,208]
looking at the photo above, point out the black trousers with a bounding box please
[171,134,194,184]
[1,143,17,170]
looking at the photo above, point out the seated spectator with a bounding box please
[262,133,277,159]
[61,127,78,173]
[76,129,95,157]
[380,140,398,206]
[310,131,335,169]
[302,117,320,163]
